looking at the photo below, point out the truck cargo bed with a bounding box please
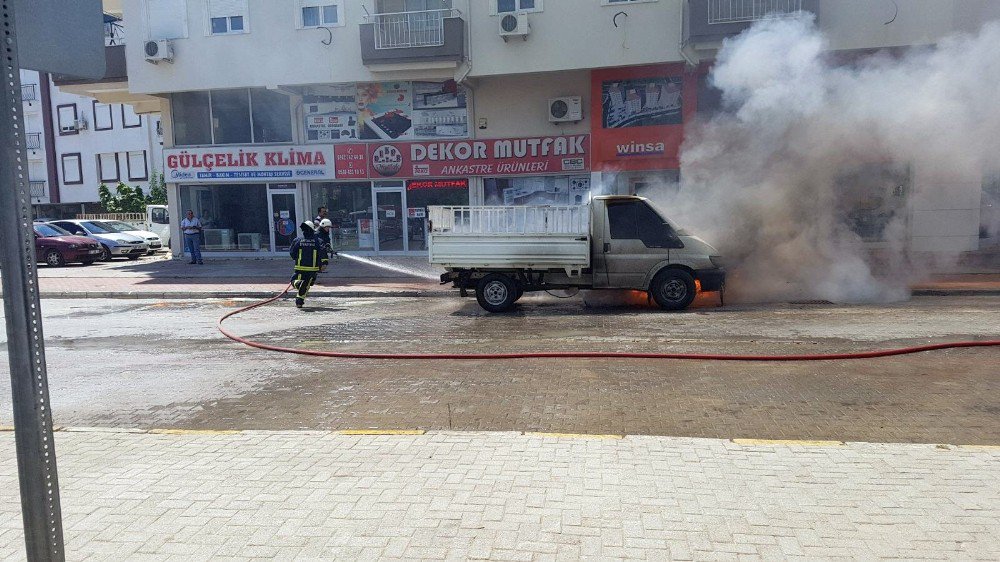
[428,206,590,275]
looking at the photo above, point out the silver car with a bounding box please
[101,220,164,254]
[48,220,149,261]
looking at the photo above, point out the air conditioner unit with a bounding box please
[499,12,529,41]
[548,97,582,123]
[74,118,89,131]
[144,39,174,63]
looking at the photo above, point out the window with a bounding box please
[494,0,540,14]
[299,1,342,28]
[180,184,270,251]
[97,153,120,182]
[211,89,252,144]
[207,0,248,35]
[122,105,142,128]
[145,0,189,39]
[172,91,212,145]
[250,88,293,143]
[174,89,293,146]
[150,207,169,225]
[602,0,656,4]
[607,201,679,248]
[484,175,590,206]
[127,151,149,181]
[310,182,373,252]
[93,102,114,131]
[61,153,83,185]
[57,104,78,135]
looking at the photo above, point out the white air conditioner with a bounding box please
[499,12,529,41]
[144,39,174,63]
[74,118,89,131]
[548,97,582,123]
[238,232,261,250]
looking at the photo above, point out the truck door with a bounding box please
[602,200,678,289]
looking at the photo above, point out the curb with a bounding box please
[34,290,454,300]
[911,289,1000,296]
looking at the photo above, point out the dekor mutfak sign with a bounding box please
[164,146,336,182]
[337,134,591,179]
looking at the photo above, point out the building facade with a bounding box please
[110,0,999,257]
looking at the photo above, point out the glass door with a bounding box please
[373,184,406,253]
[268,185,299,253]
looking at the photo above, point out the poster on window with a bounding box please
[357,82,414,141]
[412,80,469,139]
[602,77,683,128]
[304,84,358,142]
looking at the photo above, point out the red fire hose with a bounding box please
[218,286,1000,361]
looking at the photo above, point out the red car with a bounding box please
[34,223,103,266]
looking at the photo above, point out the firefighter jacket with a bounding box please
[289,234,329,272]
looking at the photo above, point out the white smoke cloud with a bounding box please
[663,16,1000,303]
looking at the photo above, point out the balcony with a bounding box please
[50,44,163,114]
[360,9,465,69]
[21,83,37,101]
[684,0,818,59]
[26,132,42,150]
[29,181,47,200]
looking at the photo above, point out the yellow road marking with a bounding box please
[732,438,844,447]
[526,432,624,440]
[338,429,426,435]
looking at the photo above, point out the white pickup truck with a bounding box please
[429,195,725,312]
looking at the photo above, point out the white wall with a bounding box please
[50,78,164,203]
[820,0,1000,51]
[908,165,982,252]
[471,70,590,139]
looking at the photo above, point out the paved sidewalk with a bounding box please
[1,429,998,560]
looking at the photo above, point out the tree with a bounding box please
[97,172,167,213]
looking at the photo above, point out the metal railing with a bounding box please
[21,83,37,101]
[365,9,459,50]
[430,205,589,236]
[26,133,42,150]
[708,0,803,24]
[29,181,47,199]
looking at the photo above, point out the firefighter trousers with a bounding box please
[291,270,318,301]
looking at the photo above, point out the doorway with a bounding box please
[373,183,407,253]
[268,184,299,253]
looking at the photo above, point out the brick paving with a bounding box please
[1,430,997,561]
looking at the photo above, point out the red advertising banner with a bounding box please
[332,135,590,179]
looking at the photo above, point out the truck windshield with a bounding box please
[607,200,679,248]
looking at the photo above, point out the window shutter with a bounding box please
[146,0,189,40]
[208,0,247,18]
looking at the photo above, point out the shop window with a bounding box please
[180,184,270,251]
[982,173,1000,245]
[93,102,114,131]
[122,105,142,128]
[207,0,248,35]
[299,1,342,28]
[145,0,189,40]
[696,73,723,118]
[172,91,212,146]
[484,175,590,206]
[836,163,909,242]
[405,179,468,251]
[211,89,252,144]
[97,153,120,182]
[493,0,540,14]
[310,182,372,251]
[251,88,293,144]
[61,153,83,185]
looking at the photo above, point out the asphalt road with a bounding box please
[1,294,997,444]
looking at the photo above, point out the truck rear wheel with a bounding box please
[650,269,696,311]
[476,273,517,313]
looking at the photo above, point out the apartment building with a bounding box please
[27,13,165,219]
[102,0,998,256]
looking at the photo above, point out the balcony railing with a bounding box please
[708,0,803,24]
[26,132,42,150]
[29,181,47,199]
[365,9,458,50]
[21,83,37,101]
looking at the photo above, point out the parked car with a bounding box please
[100,220,164,254]
[48,220,148,261]
[33,223,103,267]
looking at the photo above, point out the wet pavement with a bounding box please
[1,294,997,445]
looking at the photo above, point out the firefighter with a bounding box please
[288,221,329,308]
[316,218,334,255]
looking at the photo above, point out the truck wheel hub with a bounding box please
[662,279,687,301]
[484,281,508,304]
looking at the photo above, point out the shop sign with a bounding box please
[333,135,590,179]
[164,145,336,183]
[407,207,427,219]
[407,179,469,190]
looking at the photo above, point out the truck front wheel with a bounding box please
[650,269,696,311]
[476,273,518,313]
